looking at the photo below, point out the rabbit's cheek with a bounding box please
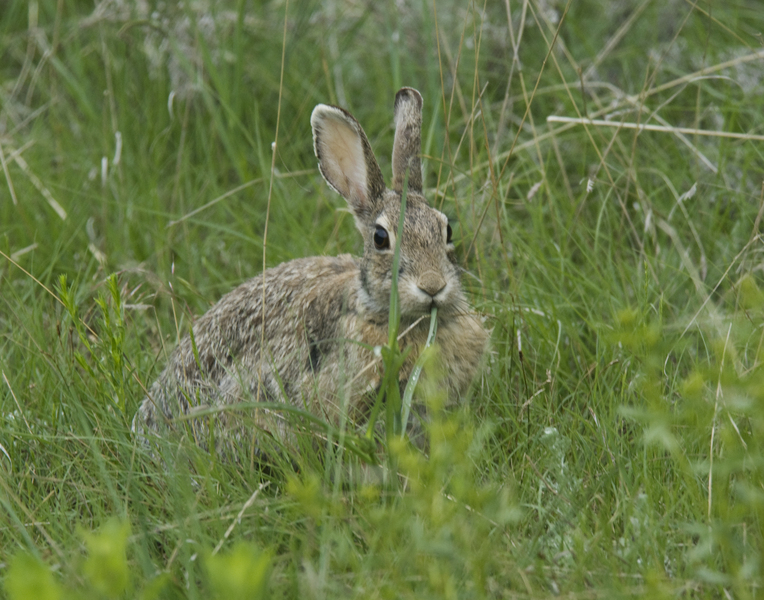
[398,279,437,316]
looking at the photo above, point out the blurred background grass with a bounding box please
[2,0,764,597]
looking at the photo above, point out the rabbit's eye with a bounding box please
[446,223,453,244]
[374,225,390,250]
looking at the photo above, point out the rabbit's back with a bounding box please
[134,254,368,442]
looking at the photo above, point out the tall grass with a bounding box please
[2,0,764,597]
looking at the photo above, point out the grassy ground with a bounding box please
[2,0,764,597]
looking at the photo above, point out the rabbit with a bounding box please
[133,87,489,454]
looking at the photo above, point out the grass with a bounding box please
[2,0,764,597]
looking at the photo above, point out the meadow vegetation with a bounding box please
[2,0,764,597]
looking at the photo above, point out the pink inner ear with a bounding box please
[348,179,367,204]
[337,155,367,203]
[318,115,368,200]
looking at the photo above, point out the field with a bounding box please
[2,0,764,597]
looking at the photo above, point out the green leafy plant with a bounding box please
[80,519,132,599]
[58,274,131,419]
[4,553,63,600]
[204,543,271,600]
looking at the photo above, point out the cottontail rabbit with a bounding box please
[133,87,488,453]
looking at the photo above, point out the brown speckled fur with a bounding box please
[133,87,489,453]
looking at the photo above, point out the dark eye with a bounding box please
[446,223,453,244]
[374,225,390,250]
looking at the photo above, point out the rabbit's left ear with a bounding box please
[312,104,386,221]
[391,87,423,194]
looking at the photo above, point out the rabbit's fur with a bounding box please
[133,88,489,452]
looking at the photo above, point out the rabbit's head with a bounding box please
[311,88,467,321]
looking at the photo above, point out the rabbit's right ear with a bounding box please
[312,105,386,220]
[391,87,423,194]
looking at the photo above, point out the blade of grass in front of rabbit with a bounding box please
[364,167,409,446]
[384,167,409,441]
[400,306,438,437]
[387,169,407,348]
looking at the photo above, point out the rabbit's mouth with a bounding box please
[400,302,436,319]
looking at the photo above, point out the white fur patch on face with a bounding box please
[400,277,450,315]
[311,106,368,204]
[403,279,427,302]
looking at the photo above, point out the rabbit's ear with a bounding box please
[391,87,423,194]
[312,105,385,219]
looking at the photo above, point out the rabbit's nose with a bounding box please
[418,272,446,297]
